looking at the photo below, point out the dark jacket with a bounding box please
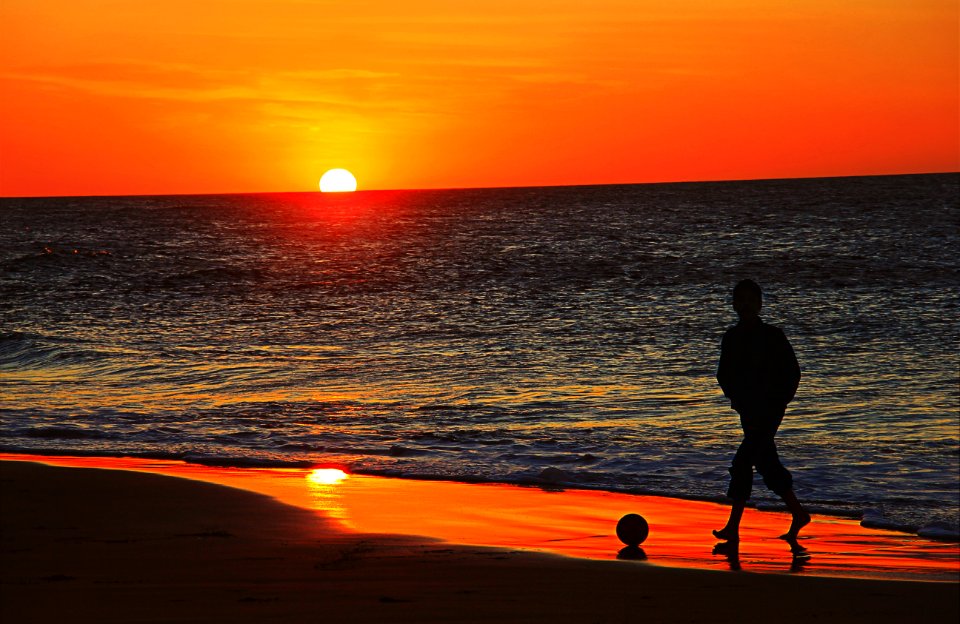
[717,319,801,411]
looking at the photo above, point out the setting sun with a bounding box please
[319,169,358,193]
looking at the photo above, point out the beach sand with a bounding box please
[2,458,957,623]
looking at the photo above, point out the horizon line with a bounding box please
[1,169,956,200]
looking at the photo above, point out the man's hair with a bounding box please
[733,279,762,301]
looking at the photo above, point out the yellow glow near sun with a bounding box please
[308,468,349,485]
[319,168,357,192]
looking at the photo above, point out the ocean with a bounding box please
[2,174,958,538]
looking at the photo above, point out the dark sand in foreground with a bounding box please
[2,460,957,623]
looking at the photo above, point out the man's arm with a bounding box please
[779,330,801,404]
[717,331,736,402]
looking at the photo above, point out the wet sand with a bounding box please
[2,457,957,623]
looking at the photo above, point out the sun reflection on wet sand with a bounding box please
[308,468,349,485]
[3,454,956,582]
[305,468,350,522]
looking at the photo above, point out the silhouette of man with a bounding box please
[713,279,810,542]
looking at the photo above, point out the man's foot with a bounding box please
[712,527,739,542]
[782,534,807,555]
[779,510,811,540]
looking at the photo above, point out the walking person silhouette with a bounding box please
[713,279,810,543]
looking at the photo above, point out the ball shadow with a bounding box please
[616,545,648,560]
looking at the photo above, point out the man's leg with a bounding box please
[779,489,810,540]
[713,499,745,542]
[715,437,754,541]
[753,436,810,539]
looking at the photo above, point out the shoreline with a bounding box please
[3,448,948,539]
[2,453,957,583]
[2,458,957,624]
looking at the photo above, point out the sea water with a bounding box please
[2,174,957,538]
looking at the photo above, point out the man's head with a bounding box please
[732,279,762,321]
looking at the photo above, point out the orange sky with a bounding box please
[1,0,957,196]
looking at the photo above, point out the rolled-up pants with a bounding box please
[726,403,793,501]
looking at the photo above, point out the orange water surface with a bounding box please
[3,454,957,582]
